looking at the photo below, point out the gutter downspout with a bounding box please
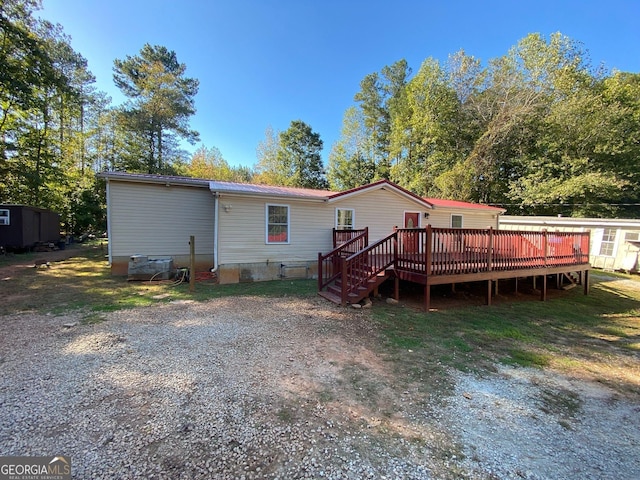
[212,191,219,273]
[105,179,113,265]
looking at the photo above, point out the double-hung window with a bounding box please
[336,208,354,230]
[266,204,289,244]
[599,228,616,256]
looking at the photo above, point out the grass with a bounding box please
[0,243,317,317]
[371,274,640,395]
[3,245,639,396]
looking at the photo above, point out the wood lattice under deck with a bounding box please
[318,226,591,311]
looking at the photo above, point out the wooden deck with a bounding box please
[319,226,591,311]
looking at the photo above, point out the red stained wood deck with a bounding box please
[319,226,591,311]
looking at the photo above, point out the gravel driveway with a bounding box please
[1,296,638,479]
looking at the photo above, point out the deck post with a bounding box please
[340,256,347,306]
[487,227,494,272]
[541,274,547,301]
[543,229,548,267]
[317,252,322,292]
[487,280,492,305]
[583,269,589,295]
[394,276,400,301]
[424,283,430,312]
[425,225,432,276]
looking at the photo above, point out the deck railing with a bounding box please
[425,227,590,276]
[319,226,590,303]
[333,228,368,248]
[318,228,369,292]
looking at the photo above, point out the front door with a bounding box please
[403,212,420,254]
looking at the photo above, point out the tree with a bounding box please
[327,106,376,190]
[389,58,461,196]
[113,44,199,173]
[253,125,284,185]
[276,120,327,189]
[353,59,411,179]
[183,145,252,182]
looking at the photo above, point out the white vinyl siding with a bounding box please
[427,209,497,229]
[108,182,214,257]
[218,195,333,264]
[332,188,427,241]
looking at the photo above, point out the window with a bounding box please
[266,204,289,244]
[0,209,9,226]
[624,231,639,242]
[451,214,463,228]
[336,208,354,230]
[599,228,616,256]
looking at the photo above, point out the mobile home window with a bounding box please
[451,214,463,228]
[266,204,289,244]
[336,208,354,230]
[624,231,639,242]
[599,228,616,256]
[0,209,9,225]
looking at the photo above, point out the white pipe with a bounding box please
[106,180,113,264]
[212,192,219,272]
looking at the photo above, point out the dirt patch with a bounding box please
[0,244,93,279]
[1,296,639,479]
[1,252,639,478]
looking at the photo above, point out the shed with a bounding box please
[0,205,61,251]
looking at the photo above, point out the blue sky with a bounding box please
[41,0,640,169]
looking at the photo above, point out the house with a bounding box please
[0,205,60,251]
[500,215,640,273]
[100,172,504,282]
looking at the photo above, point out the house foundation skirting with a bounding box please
[218,261,318,284]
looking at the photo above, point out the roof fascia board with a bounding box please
[329,182,433,208]
[99,173,208,188]
[212,191,327,203]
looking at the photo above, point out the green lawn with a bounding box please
[2,244,638,395]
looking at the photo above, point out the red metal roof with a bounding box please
[424,197,505,212]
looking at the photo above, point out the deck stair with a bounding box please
[318,231,397,305]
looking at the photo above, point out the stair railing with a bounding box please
[318,227,368,292]
[340,231,397,303]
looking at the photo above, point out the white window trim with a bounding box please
[0,209,9,225]
[451,214,463,228]
[335,208,355,230]
[265,203,290,245]
[598,227,618,257]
